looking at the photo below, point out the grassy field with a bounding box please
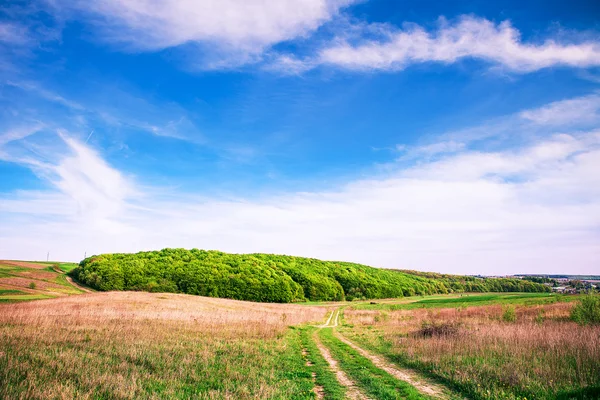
[1,261,597,399]
[0,292,329,399]
[350,292,571,310]
[0,260,84,303]
[341,298,600,399]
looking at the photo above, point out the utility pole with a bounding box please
[47,251,49,262]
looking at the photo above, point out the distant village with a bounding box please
[512,275,600,294]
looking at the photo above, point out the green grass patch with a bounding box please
[0,289,26,295]
[0,294,54,303]
[318,328,430,400]
[353,293,570,311]
[57,263,78,273]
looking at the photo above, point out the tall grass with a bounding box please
[0,292,328,399]
[342,302,600,399]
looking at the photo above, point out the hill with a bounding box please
[70,248,550,303]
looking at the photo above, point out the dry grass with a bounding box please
[0,277,67,291]
[0,292,328,399]
[344,302,600,399]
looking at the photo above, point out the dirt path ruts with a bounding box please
[319,309,335,327]
[65,276,93,293]
[313,331,370,400]
[334,327,450,399]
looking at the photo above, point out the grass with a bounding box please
[0,294,54,303]
[318,327,430,400]
[300,326,347,399]
[0,260,85,301]
[352,293,571,311]
[56,262,79,273]
[1,262,595,400]
[341,301,600,400]
[0,289,25,295]
[0,291,328,399]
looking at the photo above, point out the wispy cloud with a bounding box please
[3,79,203,142]
[397,140,466,160]
[274,16,600,73]
[520,93,600,126]
[1,95,599,274]
[6,81,85,111]
[1,131,137,231]
[0,21,31,45]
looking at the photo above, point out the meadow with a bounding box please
[341,297,600,399]
[0,260,82,303]
[0,292,329,399]
[1,259,598,399]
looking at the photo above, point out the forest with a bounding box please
[70,248,551,303]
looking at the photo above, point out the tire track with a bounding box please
[334,331,451,399]
[313,331,370,400]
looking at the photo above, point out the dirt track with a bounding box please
[335,329,451,399]
[315,308,454,400]
[313,330,368,400]
[65,276,93,293]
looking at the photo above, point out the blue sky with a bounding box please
[1,0,599,274]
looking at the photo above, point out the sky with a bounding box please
[1,0,599,275]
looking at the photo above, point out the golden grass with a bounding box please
[0,292,328,399]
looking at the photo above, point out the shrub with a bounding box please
[571,292,600,325]
[416,321,460,337]
[502,305,516,322]
[28,282,36,289]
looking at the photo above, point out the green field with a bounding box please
[351,292,572,311]
[0,260,85,303]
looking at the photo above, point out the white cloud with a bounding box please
[520,93,600,126]
[52,134,136,225]
[282,16,600,73]
[1,98,600,274]
[0,131,136,232]
[59,0,356,67]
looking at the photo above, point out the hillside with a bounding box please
[70,248,550,303]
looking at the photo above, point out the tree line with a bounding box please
[70,248,551,303]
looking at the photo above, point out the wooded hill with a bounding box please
[70,248,551,303]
